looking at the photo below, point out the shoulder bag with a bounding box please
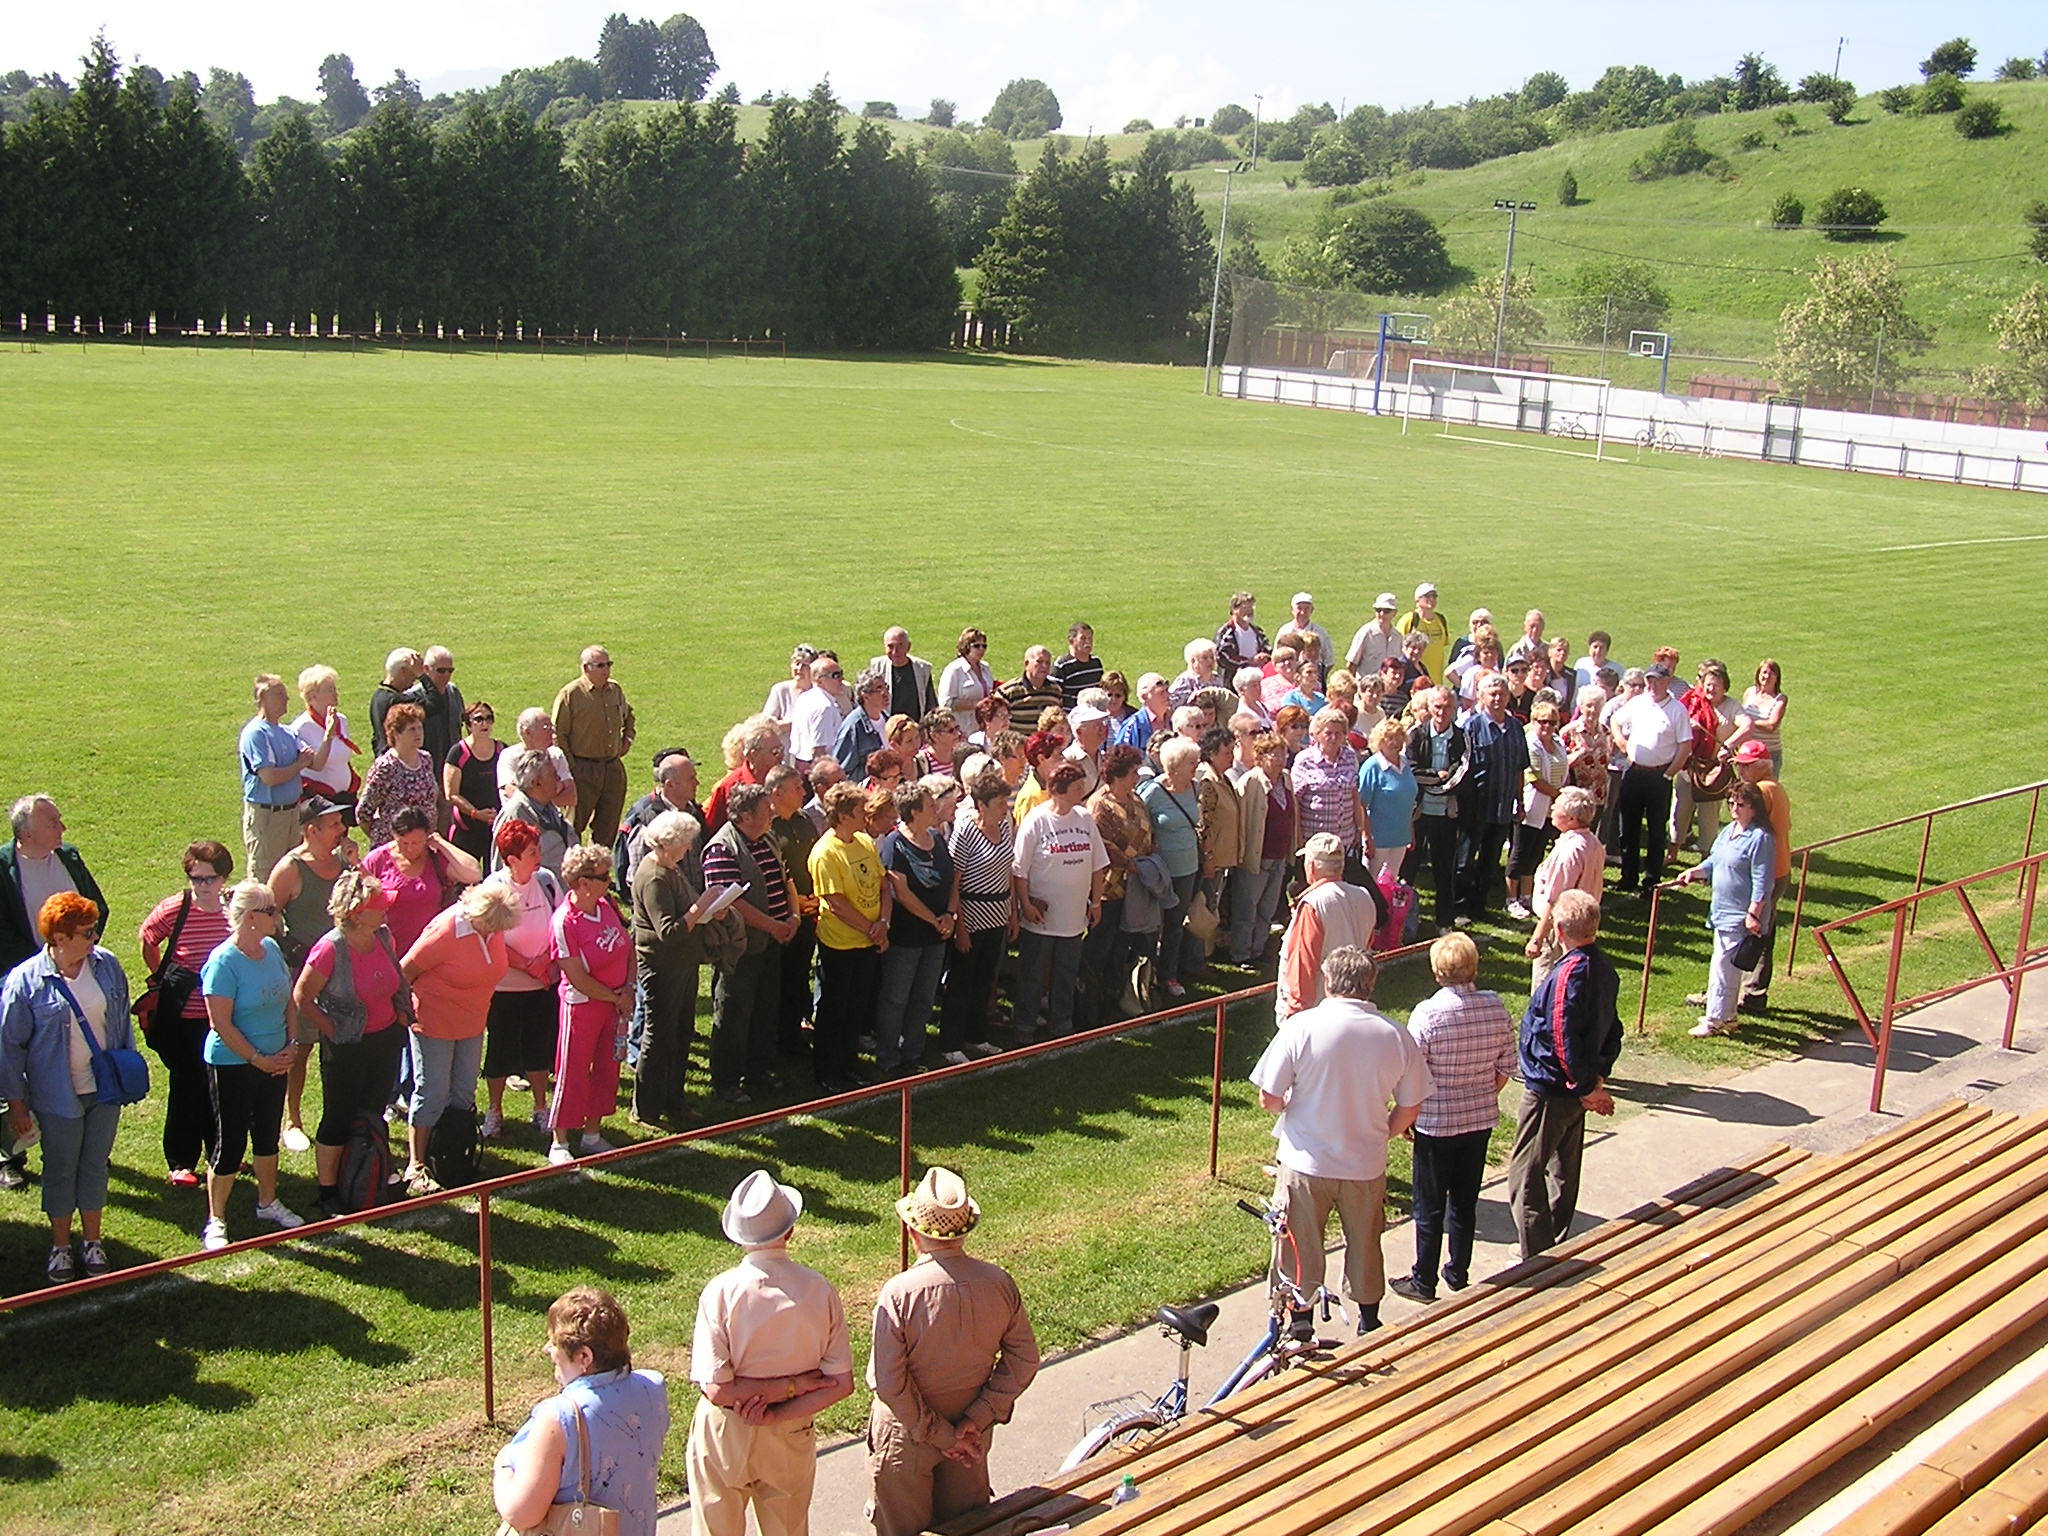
[134,893,202,1033]
[52,973,150,1106]
[495,1401,621,1536]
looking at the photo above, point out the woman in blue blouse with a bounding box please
[1675,780,1775,1039]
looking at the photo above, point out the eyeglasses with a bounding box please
[588,661,612,670]
[188,872,223,886]
[432,666,454,676]
[817,670,843,681]
[470,713,495,724]
[969,641,987,650]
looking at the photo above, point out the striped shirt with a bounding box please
[701,829,793,923]
[948,815,1014,933]
[1407,984,1518,1138]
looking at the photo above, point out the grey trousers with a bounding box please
[1507,1087,1586,1259]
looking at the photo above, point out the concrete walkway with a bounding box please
[659,983,2048,1534]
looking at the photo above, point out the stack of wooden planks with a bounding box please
[946,1102,2048,1536]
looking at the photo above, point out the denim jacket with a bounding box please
[0,946,134,1118]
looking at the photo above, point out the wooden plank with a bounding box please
[1925,1371,2048,1493]
[1922,1434,2048,1533]
[1821,1464,1964,1536]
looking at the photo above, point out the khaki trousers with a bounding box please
[865,1406,994,1536]
[686,1398,818,1536]
[1272,1164,1387,1315]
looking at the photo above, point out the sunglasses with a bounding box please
[188,872,224,886]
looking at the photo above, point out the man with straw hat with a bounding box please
[866,1167,1040,1536]
[687,1169,853,1536]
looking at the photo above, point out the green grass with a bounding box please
[2,344,2043,1531]
[1187,80,2048,380]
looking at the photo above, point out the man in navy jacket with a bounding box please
[1508,888,1621,1257]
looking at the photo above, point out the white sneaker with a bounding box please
[255,1198,304,1230]
[200,1217,230,1251]
[547,1142,575,1166]
[579,1133,614,1156]
[1505,900,1533,922]
[940,1050,971,1067]
[280,1124,312,1154]
[479,1109,503,1139]
[1689,1017,1736,1038]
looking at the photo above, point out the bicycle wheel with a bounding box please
[1058,1410,1168,1471]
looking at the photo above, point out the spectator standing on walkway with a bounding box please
[553,646,637,851]
[867,1167,1041,1536]
[1274,834,1377,1023]
[1394,932,1515,1304]
[687,1169,854,1536]
[1252,945,1431,1335]
[1508,889,1621,1258]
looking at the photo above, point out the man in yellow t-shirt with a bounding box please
[807,783,890,1093]
[1396,582,1451,688]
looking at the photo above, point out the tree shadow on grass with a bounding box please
[0,1452,59,1483]
[0,1276,408,1413]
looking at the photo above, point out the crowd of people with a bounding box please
[1,591,1792,1298]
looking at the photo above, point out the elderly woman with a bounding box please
[968,692,1011,750]
[1562,686,1613,814]
[270,794,359,1152]
[548,845,635,1164]
[293,870,408,1209]
[1084,745,1152,1024]
[1272,704,1312,762]
[809,782,889,1093]
[444,700,503,863]
[1229,732,1297,967]
[1292,706,1367,875]
[402,880,516,1190]
[292,664,359,812]
[1169,638,1221,710]
[1524,786,1606,988]
[138,840,235,1188]
[363,805,483,956]
[833,667,892,779]
[629,808,713,1128]
[356,701,439,849]
[873,783,958,1078]
[494,747,574,876]
[1014,762,1107,1040]
[481,819,564,1137]
[1195,725,1242,932]
[1507,700,1569,920]
[763,643,819,738]
[494,1286,670,1536]
[199,880,305,1249]
[940,772,1014,1064]
[2,893,134,1282]
[1233,665,1274,730]
[1356,717,1418,884]
[1676,781,1777,1039]
[1138,737,1206,998]
[938,628,997,737]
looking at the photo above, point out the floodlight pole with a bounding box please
[1252,95,1263,167]
[1203,162,1253,397]
[1491,200,1536,368]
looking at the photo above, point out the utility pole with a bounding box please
[1834,36,1845,77]
[1492,200,1536,368]
[1203,162,1254,396]
[1252,94,1263,167]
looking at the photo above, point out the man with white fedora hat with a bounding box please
[866,1167,1040,1536]
[687,1169,853,1536]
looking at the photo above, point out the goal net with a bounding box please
[1398,359,1614,461]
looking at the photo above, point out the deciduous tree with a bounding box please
[986,78,1061,139]
[1773,252,1929,396]
[317,53,370,132]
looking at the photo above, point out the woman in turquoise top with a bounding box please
[1356,717,1420,883]
[495,1286,671,1536]
[198,880,305,1250]
[1137,736,1205,997]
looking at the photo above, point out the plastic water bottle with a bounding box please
[1111,1474,1140,1506]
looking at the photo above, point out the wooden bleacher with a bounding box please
[945,1102,2048,1536]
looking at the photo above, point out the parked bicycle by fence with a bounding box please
[1059,1199,1337,1468]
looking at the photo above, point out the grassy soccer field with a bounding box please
[0,343,2042,1532]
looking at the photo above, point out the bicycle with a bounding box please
[1548,414,1589,441]
[1058,1199,1339,1469]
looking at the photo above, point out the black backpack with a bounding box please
[336,1114,397,1213]
[424,1104,479,1190]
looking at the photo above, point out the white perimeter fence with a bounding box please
[1218,362,2048,497]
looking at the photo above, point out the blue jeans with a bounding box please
[409,1033,485,1130]
[1230,858,1289,963]
[1156,870,1201,983]
[36,1096,120,1220]
[1013,931,1084,1042]
[874,941,947,1073]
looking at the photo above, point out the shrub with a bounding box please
[1629,120,1721,180]
[1955,99,2006,138]
[1770,193,1805,229]
[1920,38,1978,80]
[1995,57,2039,81]
[1876,86,1917,115]
[1558,169,1580,207]
[1324,201,1453,293]
[862,100,898,119]
[1210,103,1252,136]
[1736,129,1768,151]
[2026,201,2048,264]
[1920,72,1966,113]
[1814,186,1888,241]
[1303,132,1364,187]
[1122,118,1153,133]
[1773,109,1802,135]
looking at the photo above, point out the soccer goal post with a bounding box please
[1398,358,1614,462]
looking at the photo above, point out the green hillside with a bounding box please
[1183,80,2048,383]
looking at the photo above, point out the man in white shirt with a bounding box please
[1344,594,1404,677]
[1252,945,1432,1335]
[1286,593,1335,675]
[789,654,850,766]
[1608,663,1693,894]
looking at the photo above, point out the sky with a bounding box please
[14,1,2045,129]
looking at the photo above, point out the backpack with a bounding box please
[335,1114,397,1213]
[424,1104,479,1190]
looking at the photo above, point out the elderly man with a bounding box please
[492,749,575,876]
[688,1169,854,1536]
[1049,621,1103,708]
[496,708,577,819]
[1214,591,1269,675]
[1345,593,1404,677]
[1609,662,1694,895]
[870,628,938,722]
[621,748,704,885]
[1063,702,1112,793]
[1286,593,1335,675]
[834,667,893,779]
[1458,673,1531,925]
[707,719,785,836]
[1275,833,1377,1023]
[1509,889,1622,1258]
[403,645,465,771]
[1406,688,1471,937]
[703,784,800,1105]
[240,673,316,882]
[1395,932,1515,1303]
[767,765,822,1055]
[1506,608,1547,665]
[789,652,849,767]
[552,645,637,850]
[1254,946,1431,1335]
[868,1167,1039,1536]
[1524,786,1606,988]
[1114,672,1173,753]
[369,647,423,754]
[997,647,1062,734]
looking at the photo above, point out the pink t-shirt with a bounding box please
[362,842,449,955]
[303,931,404,1035]
[552,900,633,1006]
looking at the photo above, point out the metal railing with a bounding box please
[1808,850,2046,1113]
[0,939,1429,1420]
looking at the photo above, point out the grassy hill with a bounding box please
[1182,80,2048,383]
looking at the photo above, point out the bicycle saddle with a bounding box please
[1158,1302,1221,1347]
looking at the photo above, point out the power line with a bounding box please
[1515,226,2031,276]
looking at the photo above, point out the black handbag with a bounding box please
[1729,928,1768,972]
